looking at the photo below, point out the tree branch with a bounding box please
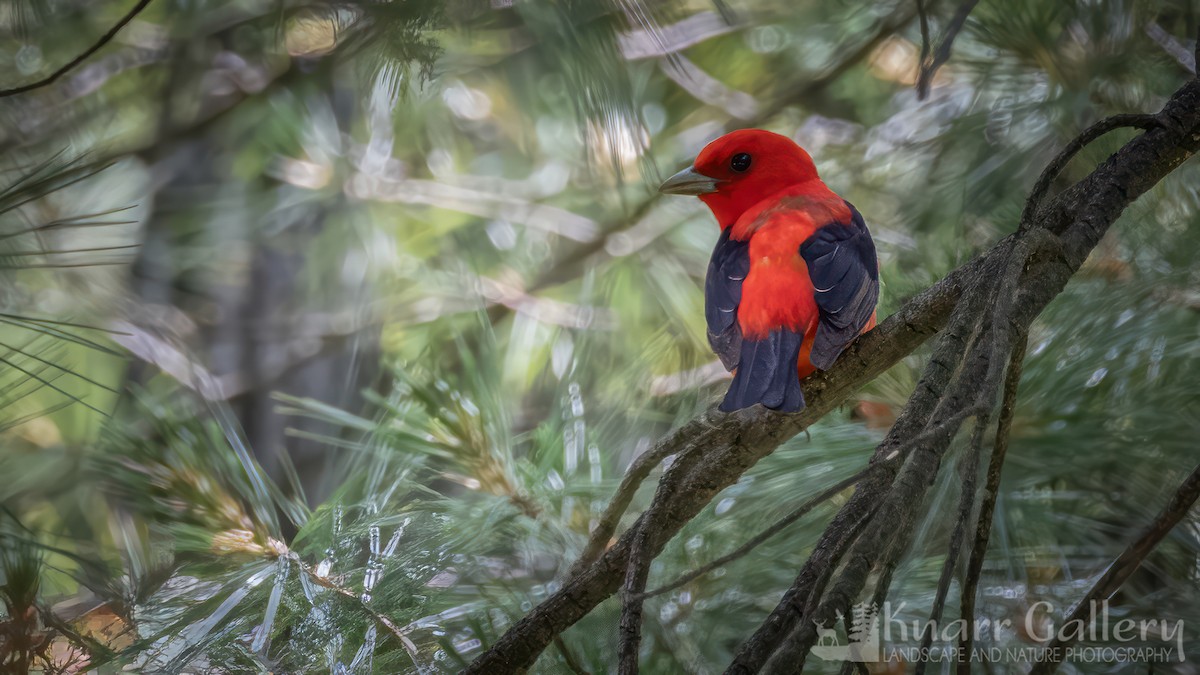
[0,0,156,99]
[744,77,1200,666]
[913,412,986,675]
[466,71,1200,675]
[1019,113,1162,231]
[555,636,591,675]
[956,335,1025,671]
[570,434,682,577]
[618,440,709,672]
[763,293,1008,671]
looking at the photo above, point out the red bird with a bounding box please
[660,129,879,413]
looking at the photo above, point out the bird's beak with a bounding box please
[659,165,720,195]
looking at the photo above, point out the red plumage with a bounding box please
[661,129,879,412]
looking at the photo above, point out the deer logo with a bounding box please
[815,623,840,646]
[810,603,882,663]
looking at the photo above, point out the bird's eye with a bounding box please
[730,153,752,172]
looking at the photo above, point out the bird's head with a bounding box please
[659,129,820,228]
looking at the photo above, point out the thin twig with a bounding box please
[769,323,999,670]
[1027,461,1200,675]
[287,554,422,665]
[619,532,653,672]
[642,459,893,599]
[569,437,684,576]
[762,499,884,672]
[867,534,905,621]
[1020,114,1161,231]
[923,239,1038,673]
[957,334,1026,673]
[916,0,981,99]
[0,0,155,98]
[913,412,987,675]
[617,441,712,672]
[554,636,591,675]
[835,536,905,675]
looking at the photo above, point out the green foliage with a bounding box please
[82,396,471,673]
[1,0,1199,672]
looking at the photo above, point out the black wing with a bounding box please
[705,228,751,371]
[799,202,879,370]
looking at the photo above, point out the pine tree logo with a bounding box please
[810,602,882,663]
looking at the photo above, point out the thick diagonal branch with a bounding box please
[466,73,1200,675]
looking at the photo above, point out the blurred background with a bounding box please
[1,0,1199,672]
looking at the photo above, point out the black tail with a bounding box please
[720,329,805,412]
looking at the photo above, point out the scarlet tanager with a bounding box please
[660,129,879,413]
